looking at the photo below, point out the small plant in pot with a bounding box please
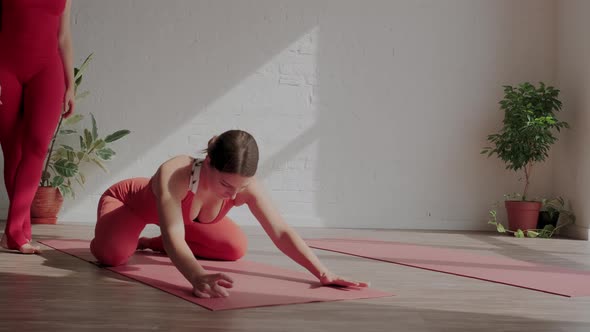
[537,196,575,229]
[31,54,131,224]
[482,82,569,232]
[487,194,575,238]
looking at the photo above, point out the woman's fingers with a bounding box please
[193,274,234,298]
[215,273,234,285]
[193,288,211,298]
[217,279,233,289]
[212,283,230,297]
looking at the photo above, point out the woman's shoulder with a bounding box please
[152,155,194,199]
[160,155,197,169]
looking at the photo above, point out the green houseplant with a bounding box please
[482,82,569,233]
[537,196,575,229]
[487,195,575,238]
[31,54,130,224]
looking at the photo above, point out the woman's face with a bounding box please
[207,166,253,199]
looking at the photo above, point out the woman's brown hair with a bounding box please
[206,130,259,177]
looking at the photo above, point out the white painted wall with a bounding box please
[0,0,558,230]
[554,0,590,239]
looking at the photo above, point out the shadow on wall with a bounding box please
[0,1,557,231]
[0,0,322,219]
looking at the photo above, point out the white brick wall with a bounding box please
[0,0,562,230]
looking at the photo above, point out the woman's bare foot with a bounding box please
[18,242,42,254]
[137,237,149,250]
[1,234,41,254]
[136,237,166,253]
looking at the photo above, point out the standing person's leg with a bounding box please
[0,64,26,249]
[4,57,64,251]
[1,99,32,243]
[139,217,248,261]
[0,84,23,201]
[91,193,148,266]
[14,125,32,243]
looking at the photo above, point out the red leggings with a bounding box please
[90,179,248,266]
[0,55,65,248]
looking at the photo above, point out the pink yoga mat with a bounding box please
[40,239,392,311]
[306,238,590,297]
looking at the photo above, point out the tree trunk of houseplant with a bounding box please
[505,200,541,231]
[30,186,63,224]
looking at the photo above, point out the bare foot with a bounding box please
[137,237,149,250]
[1,234,41,254]
[137,237,166,253]
[18,242,42,254]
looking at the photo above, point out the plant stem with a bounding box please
[42,114,65,186]
[523,162,532,200]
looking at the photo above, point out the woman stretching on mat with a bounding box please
[91,129,368,298]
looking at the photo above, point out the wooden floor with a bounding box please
[2,222,590,331]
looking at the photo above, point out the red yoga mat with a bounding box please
[306,238,590,297]
[40,239,392,310]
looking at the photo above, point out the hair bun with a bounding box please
[207,135,218,149]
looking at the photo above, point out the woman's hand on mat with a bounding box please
[319,271,369,288]
[192,272,234,298]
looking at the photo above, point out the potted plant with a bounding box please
[481,82,569,232]
[537,196,575,229]
[487,194,576,238]
[31,54,131,224]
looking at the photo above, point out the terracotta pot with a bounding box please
[30,186,63,225]
[505,200,541,231]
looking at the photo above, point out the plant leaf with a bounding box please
[92,139,106,150]
[74,53,94,81]
[65,113,84,126]
[58,185,72,199]
[51,176,65,187]
[105,130,131,143]
[84,128,94,149]
[79,135,86,150]
[91,113,98,140]
[91,157,109,173]
[96,148,115,160]
[54,159,79,178]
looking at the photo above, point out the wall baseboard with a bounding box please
[560,224,590,241]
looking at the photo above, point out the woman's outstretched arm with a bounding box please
[246,178,368,287]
